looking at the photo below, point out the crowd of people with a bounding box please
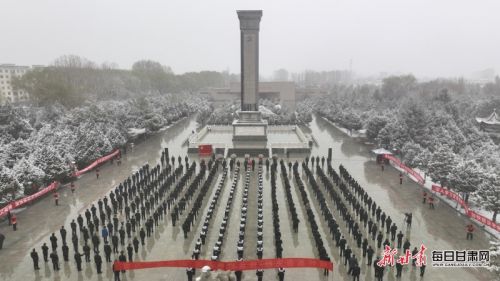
[29,148,210,281]
[22,148,436,281]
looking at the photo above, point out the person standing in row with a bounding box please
[94,252,103,274]
[49,251,59,271]
[41,243,49,262]
[30,249,40,270]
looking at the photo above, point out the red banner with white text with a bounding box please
[431,184,500,232]
[74,149,121,177]
[114,258,334,272]
[382,154,425,184]
[0,181,59,218]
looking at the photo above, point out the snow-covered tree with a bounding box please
[475,170,500,222]
[0,167,21,203]
[401,141,423,168]
[428,145,457,187]
[12,157,46,194]
[73,122,113,167]
[449,160,484,203]
[366,115,389,140]
[31,145,72,183]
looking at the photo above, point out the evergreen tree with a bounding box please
[428,145,457,187]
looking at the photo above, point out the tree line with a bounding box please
[13,55,229,107]
[314,75,500,221]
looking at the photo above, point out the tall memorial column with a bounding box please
[238,10,261,111]
[233,10,268,141]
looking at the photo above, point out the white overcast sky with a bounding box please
[1,0,499,77]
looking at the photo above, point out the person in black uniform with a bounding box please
[395,261,403,277]
[133,237,139,253]
[49,251,60,271]
[186,267,194,281]
[256,269,264,281]
[40,242,49,263]
[127,243,133,262]
[30,249,40,270]
[112,234,119,253]
[367,246,374,265]
[50,233,58,252]
[94,251,103,274]
[60,226,67,245]
[74,251,83,271]
[277,268,285,281]
[139,228,146,245]
[104,242,112,262]
[118,251,127,273]
[62,243,69,262]
[83,243,91,262]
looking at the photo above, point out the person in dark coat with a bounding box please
[112,234,119,253]
[367,246,374,265]
[396,262,403,277]
[256,269,264,281]
[74,251,83,271]
[352,264,361,281]
[83,243,91,262]
[420,264,426,276]
[59,226,67,246]
[139,228,146,245]
[49,251,60,271]
[62,243,69,261]
[186,267,194,281]
[118,251,127,273]
[132,237,139,253]
[41,243,49,262]
[50,233,58,252]
[94,252,103,274]
[277,268,285,281]
[104,242,112,262]
[127,243,133,262]
[30,249,40,270]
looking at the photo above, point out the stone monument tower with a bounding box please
[232,10,268,141]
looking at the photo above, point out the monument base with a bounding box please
[232,111,268,141]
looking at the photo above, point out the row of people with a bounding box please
[293,162,331,276]
[279,160,300,233]
[182,161,220,238]
[211,165,240,261]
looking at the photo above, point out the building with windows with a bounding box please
[0,64,31,104]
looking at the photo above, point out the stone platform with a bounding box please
[188,125,311,156]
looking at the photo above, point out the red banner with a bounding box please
[382,154,425,184]
[0,181,59,218]
[114,258,333,272]
[431,184,500,232]
[74,149,121,177]
[0,149,120,218]
[198,144,213,157]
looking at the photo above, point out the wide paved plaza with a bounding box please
[0,116,496,281]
